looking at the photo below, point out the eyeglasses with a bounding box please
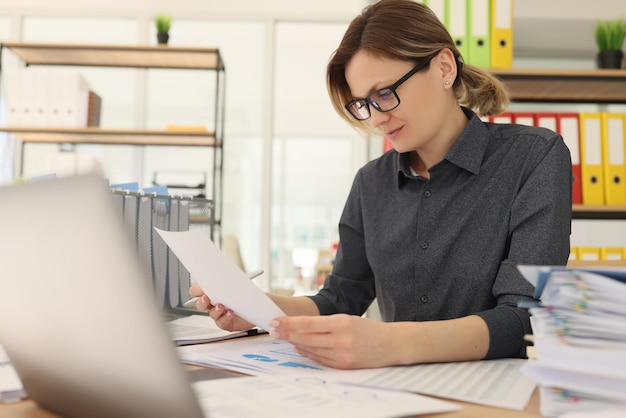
[345,55,435,121]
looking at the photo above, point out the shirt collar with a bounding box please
[396,106,490,187]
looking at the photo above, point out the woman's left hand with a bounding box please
[268,314,394,369]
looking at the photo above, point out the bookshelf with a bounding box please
[491,68,626,222]
[0,42,225,240]
[489,68,626,104]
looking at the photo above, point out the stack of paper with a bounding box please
[0,345,26,403]
[517,266,626,417]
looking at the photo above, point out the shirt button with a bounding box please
[424,190,431,198]
[420,295,429,303]
[420,242,429,250]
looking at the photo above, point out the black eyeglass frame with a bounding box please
[345,54,436,121]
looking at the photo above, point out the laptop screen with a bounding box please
[0,174,205,418]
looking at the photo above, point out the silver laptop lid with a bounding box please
[0,174,204,418]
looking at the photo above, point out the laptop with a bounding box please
[0,174,234,418]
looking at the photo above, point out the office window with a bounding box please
[271,22,366,293]
[143,20,266,272]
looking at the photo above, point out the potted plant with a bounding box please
[155,13,171,45]
[594,19,626,69]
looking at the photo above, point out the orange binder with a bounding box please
[600,113,626,205]
[579,113,605,205]
[557,113,582,205]
[490,0,513,68]
[512,112,535,126]
[383,137,393,153]
[489,111,513,124]
[534,112,558,133]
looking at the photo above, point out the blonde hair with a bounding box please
[327,0,509,131]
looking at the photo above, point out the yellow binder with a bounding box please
[579,113,605,205]
[446,0,470,63]
[490,0,513,68]
[569,247,579,262]
[468,0,491,68]
[578,247,601,261]
[600,247,623,261]
[601,113,626,205]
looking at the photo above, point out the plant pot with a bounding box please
[597,50,624,69]
[157,32,169,45]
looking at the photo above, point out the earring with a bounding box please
[444,79,451,88]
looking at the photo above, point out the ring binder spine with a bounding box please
[109,189,214,311]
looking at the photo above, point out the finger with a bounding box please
[213,308,236,332]
[189,284,204,297]
[294,345,337,367]
[196,295,214,311]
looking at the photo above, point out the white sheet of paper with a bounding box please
[178,335,536,411]
[193,375,460,418]
[155,229,285,332]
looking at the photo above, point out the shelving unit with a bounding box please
[0,42,225,240]
[490,68,626,222]
[490,68,626,104]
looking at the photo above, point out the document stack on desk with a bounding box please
[517,265,626,417]
[0,345,25,404]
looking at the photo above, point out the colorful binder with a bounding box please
[467,0,491,68]
[579,113,605,205]
[489,111,513,124]
[578,247,601,261]
[490,0,513,68]
[383,137,393,153]
[601,247,624,261]
[601,113,626,205]
[423,0,446,24]
[534,112,558,133]
[557,113,582,205]
[512,112,535,126]
[446,0,469,63]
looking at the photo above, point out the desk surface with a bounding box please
[0,375,542,418]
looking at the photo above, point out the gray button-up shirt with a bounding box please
[309,106,572,359]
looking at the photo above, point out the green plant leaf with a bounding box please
[594,19,626,51]
[155,13,171,33]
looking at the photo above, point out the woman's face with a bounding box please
[344,49,448,153]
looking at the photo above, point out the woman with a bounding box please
[190,0,572,369]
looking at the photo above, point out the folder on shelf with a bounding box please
[579,112,605,205]
[383,137,393,153]
[27,67,50,127]
[578,247,601,261]
[489,111,513,124]
[569,247,579,262]
[557,113,582,205]
[423,0,446,24]
[512,112,535,126]
[490,0,513,69]
[601,113,626,205]
[3,68,24,126]
[168,199,182,308]
[445,0,469,63]
[467,0,491,68]
[534,112,558,133]
[601,247,624,261]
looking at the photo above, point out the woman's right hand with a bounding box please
[188,284,255,332]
